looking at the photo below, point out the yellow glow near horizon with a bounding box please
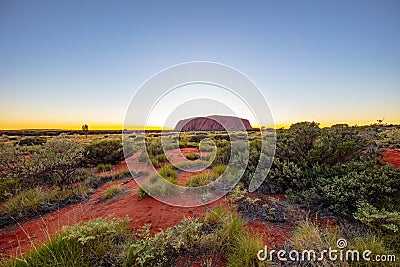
[2,121,395,131]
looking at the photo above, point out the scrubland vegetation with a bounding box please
[0,137,143,226]
[2,208,267,267]
[0,123,399,265]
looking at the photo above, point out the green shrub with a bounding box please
[185,172,215,187]
[189,134,207,143]
[154,153,168,163]
[136,186,148,198]
[200,152,214,162]
[145,141,164,158]
[212,141,231,166]
[174,160,210,170]
[158,165,177,180]
[18,137,46,146]
[213,134,230,141]
[213,164,227,177]
[378,128,400,148]
[102,184,124,200]
[354,200,400,233]
[179,139,188,148]
[199,141,215,152]
[126,208,258,266]
[290,219,392,266]
[84,140,124,165]
[0,177,19,202]
[0,187,55,219]
[0,138,84,190]
[291,219,339,252]
[138,170,179,198]
[15,217,131,267]
[97,163,113,172]
[185,153,200,160]
[227,183,247,205]
[138,150,149,162]
[96,169,146,183]
[150,157,160,168]
[126,224,174,266]
[227,233,267,267]
[1,185,93,220]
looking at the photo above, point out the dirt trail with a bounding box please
[381,149,400,168]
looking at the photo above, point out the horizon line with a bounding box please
[1,121,398,131]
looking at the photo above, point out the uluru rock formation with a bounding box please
[174,115,253,131]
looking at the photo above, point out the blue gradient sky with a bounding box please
[1,0,399,129]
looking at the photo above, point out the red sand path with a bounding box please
[381,149,400,168]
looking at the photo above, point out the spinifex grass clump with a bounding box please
[290,219,392,266]
[138,140,169,167]
[101,184,125,200]
[186,153,200,160]
[97,163,113,172]
[185,172,216,187]
[1,186,93,220]
[137,165,178,198]
[5,217,131,267]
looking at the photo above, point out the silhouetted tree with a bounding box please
[82,124,89,138]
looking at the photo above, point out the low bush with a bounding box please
[145,141,164,158]
[0,185,92,220]
[158,165,177,180]
[136,186,148,198]
[0,187,57,219]
[185,172,216,187]
[378,128,400,148]
[138,150,148,162]
[212,141,231,166]
[12,217,131,266]
[290,219,392,266]
[150,157,160,168]
[154,153,168,163]
[199,141,215,152]
[213,164,227,177]
[96,169,146,185]
[179,139,188,148]
[126,207,265,266]
[0,138,85,190]
[0,177,18,202]
[227,232,266,267]
[200,152,214,162]
[102,184,124,200]
[97,163,113,172]
[84,140,124,165]
[18,137,46,146]
[189,134,207,143]
[354,200,400,234]
[138,170,179,199]
[186,153,200,160]
[174,160,210,170]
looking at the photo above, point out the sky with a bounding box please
[0,0,399,129]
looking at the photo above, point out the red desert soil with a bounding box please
[0,147,289,259]
[381,149,400,168]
